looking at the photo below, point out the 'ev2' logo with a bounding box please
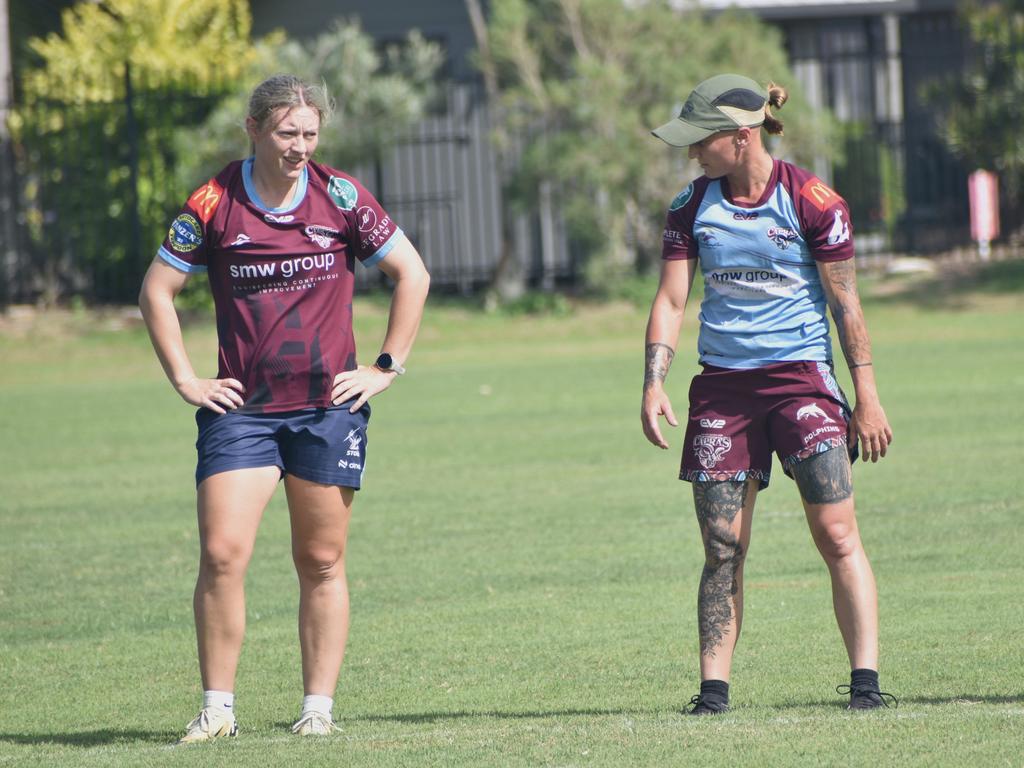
[700,418,725,429]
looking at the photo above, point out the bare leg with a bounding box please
[793,448,878,670]
[194,466,280,691]
[284,475,354,696]
[693,478,757,682]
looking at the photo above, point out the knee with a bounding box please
[293,544,344,582]
[704,531,745,570]
[199,537,251,580]
[812,521,860,562]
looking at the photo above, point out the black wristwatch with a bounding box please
[374,352,405,375]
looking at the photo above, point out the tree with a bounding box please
[6,3,443,303]
[7,0,252,302]
[465,0,528,303]
[17,0,252,101]
[173,21,444,191]
[482,0,834,290]
[928,0,1024,229]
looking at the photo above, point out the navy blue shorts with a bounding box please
[194,400,370,488]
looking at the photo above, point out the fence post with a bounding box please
[124,61,142,297]
[0,0,15,309]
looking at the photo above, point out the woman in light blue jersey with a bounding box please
[641,74,895,714]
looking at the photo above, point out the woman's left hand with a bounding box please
[331,366,397,412]
[849,400,893,463]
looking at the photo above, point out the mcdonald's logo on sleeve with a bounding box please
[799,178,840,211]
[188,179,224,223]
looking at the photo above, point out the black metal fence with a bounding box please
[0,23,1000,307]
[4,67,233,305]
[1,76,575,305]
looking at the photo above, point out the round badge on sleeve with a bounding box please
[328,176,358,211]
[169,213,202,252]
[670,183,694,211]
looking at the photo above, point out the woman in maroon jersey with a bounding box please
[139,74,429,742]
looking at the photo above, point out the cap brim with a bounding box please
[650,118,716,148]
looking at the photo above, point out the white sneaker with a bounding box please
[177,706,238,744]
[291,711,339,736]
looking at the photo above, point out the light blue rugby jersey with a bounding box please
[662,159,854,369]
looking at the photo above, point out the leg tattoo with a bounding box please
[693,481,748,658]
[792,447,853,505]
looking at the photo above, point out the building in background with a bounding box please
[696,0,969,253]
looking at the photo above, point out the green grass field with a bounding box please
[1,260,1022,767]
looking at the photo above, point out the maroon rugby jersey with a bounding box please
[157,158,402,413]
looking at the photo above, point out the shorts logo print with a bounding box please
[344,429,363,457]
[796,403,834,423]
[700,418,726,429]
[694,434,733,469]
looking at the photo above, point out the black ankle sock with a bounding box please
[700,679,729,704]
[851,668,879,690]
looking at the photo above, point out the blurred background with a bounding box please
[1,0,1021,307]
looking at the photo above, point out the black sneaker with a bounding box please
[837,684,899,710]
[686,694,730,715]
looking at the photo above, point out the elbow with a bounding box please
[138,282,152,316]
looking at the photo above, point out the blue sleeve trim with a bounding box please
[158,246,207,274]
[362,229,404,269]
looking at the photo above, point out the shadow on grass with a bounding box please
[897,693,1024,706]
[774,693,1024,710]
[277,706,658,728]
[0,729,177,747]
[866,258,1024,311]
[8,695,1021,746]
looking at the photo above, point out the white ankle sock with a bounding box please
[301,694,333,717]
[203,690,235,712]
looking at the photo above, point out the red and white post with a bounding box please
[968,170,1000,261]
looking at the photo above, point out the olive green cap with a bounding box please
[651,74,768,147]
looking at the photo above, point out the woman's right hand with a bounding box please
[641,385,679,450]
[176,376,245,414]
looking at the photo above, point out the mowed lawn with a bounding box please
[1,261,1022,767]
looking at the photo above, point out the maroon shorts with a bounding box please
[680,361,856,489]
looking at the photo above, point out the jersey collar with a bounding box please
[242,157,309,213]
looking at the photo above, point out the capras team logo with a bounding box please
[700,418,725,429]
[796,403,834,423]
[304,225,338,249]
[766,226,798,250]
[694,434,732,470]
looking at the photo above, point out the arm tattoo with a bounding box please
[822,259,873,368]
[692,481,748,658]
[644,342,675,389]
[792,447,853,505]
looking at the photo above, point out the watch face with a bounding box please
[376,353,394,370]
